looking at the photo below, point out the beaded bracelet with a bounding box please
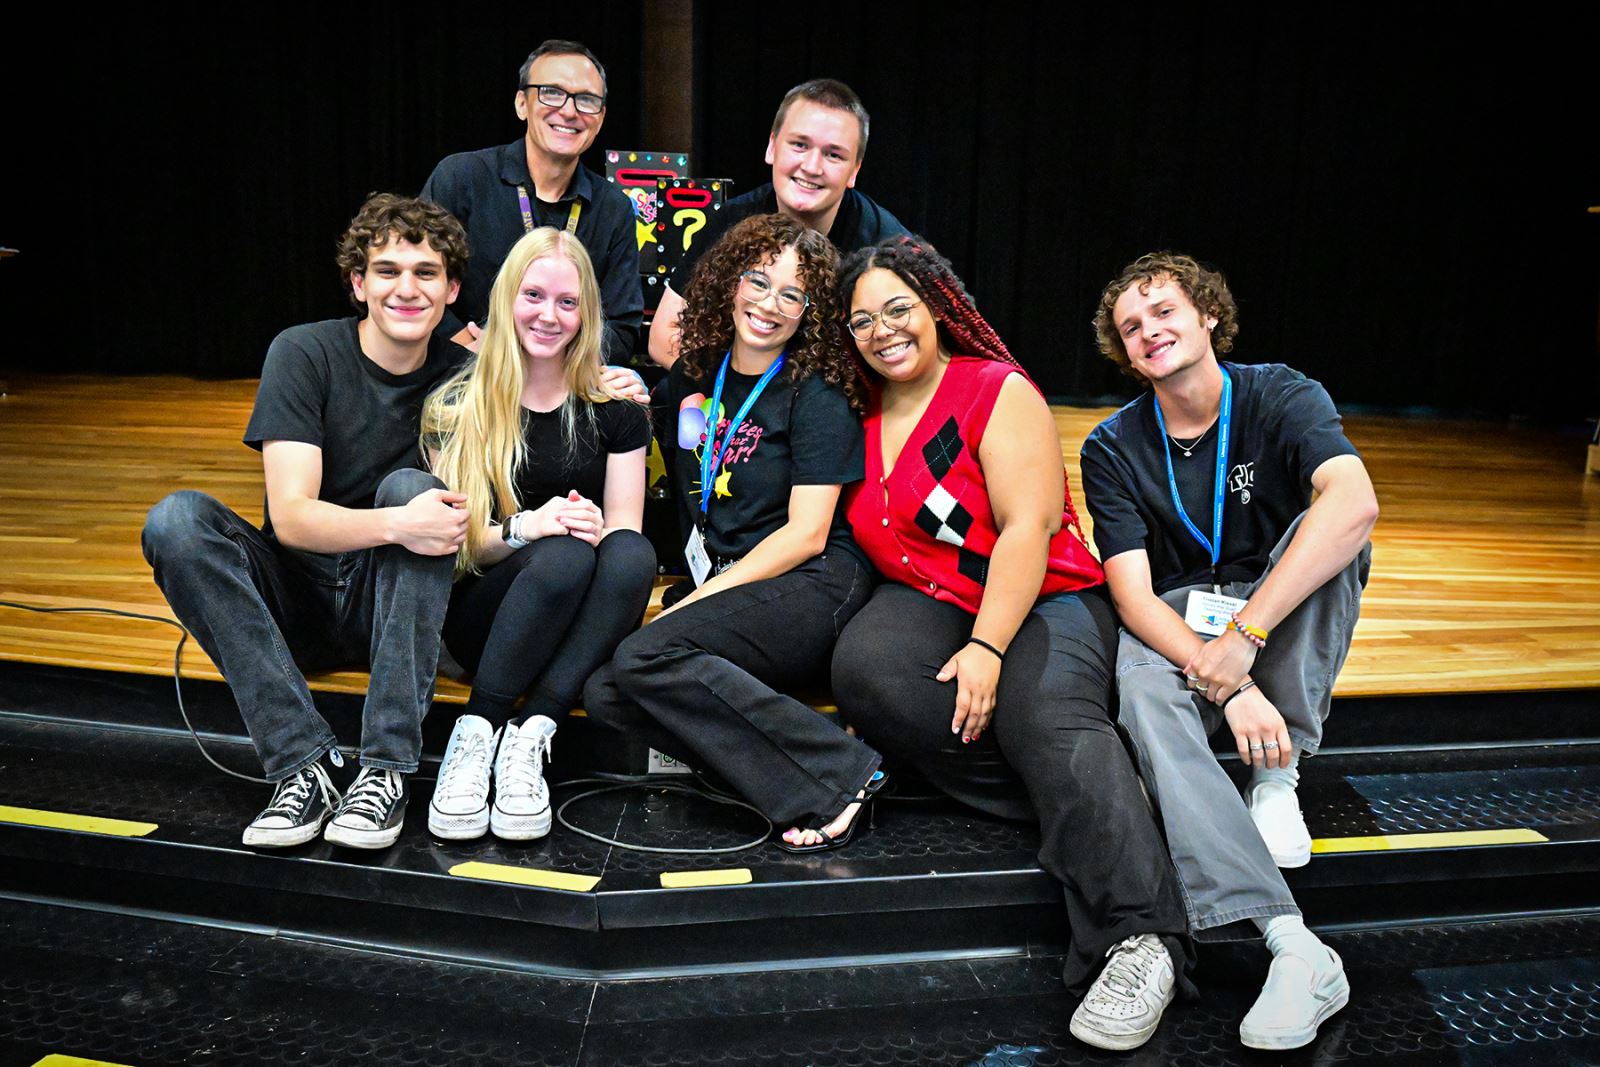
[1229,613,1268,649]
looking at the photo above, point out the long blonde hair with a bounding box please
[422,228,609,576]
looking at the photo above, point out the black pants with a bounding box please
[832,582,1194,995]
[443,530,656,727]
[141,469,455,779]
[583,550,880,826]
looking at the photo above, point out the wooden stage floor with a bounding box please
[2,374,1597,700]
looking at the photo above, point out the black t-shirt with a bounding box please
[667,184,909,294]
[512,397,652,517]
[665,356,865,563]
[1080,362,1360,594]
[243,318,468,534]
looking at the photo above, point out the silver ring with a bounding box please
[1186,675,1202,689]
[1249,743,1265,752]
[1263,741,1280,750]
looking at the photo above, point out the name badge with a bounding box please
[1185,590,1247,636]
[686,526,712,587]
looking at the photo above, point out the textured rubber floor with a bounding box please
[4,896,1599,1066]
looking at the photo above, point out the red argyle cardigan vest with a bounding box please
[846,356,1104,616]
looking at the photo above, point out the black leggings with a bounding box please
[443,530,656,726]
[832,582,1194,995]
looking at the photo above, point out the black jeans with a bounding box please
[832,582,1195,995]
[443,530,656,726]
[141,469,455,779]
[583,550,880,826]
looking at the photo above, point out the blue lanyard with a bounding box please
[1152,366,1232,582]
[698,350,787,517]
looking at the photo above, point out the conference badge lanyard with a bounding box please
[686,349,787,586]
[1152,367,1244,636]
[516,186,583,235]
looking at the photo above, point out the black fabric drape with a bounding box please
[696,6,1595,420]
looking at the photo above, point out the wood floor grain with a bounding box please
[2,375,1596,702]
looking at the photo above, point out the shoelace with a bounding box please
[341,770,402,821]
[498,731,552,796]
[1097,937,1158,1000]
[436,731,492,802]
[264,765,333,817]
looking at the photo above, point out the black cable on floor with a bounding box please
[552,772,774,854]
[0,600,270,785]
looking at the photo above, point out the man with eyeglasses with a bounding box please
[647,78,909,369]
[423,40,642,363]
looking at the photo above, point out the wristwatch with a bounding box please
[502,512,529,550]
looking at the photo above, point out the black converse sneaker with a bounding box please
[324,767,408,849]
[242,761,340,848]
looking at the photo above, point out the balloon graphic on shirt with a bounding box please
[677,392,724,451]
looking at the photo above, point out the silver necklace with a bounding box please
[1167,424,1213,458]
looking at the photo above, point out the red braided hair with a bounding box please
[838,235,1091,549]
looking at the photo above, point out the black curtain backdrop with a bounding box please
[2,8,645,378]
[2,7,1594,421]
[698,6,1597,420]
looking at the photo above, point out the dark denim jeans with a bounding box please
[141,469,455,780]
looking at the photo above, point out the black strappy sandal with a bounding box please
[773,770,890,854]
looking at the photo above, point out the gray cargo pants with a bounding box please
[1115,513,1371,933]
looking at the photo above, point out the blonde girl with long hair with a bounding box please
[421,228,655,842]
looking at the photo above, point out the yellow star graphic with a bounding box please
[714,468,733,499]
[636,217,656,252]
[646,440,667,487]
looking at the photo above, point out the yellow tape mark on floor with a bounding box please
[0,805,157,838]
[1312,828,1547,854]
[660,868,753,889]
[448,861,600,892]
[33,1055,138,1067]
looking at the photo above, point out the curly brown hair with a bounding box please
[1092,252,1239,382]
[335,193,470,307]
[677,213,865,412]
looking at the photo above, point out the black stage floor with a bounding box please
[5,663,1600,1065]
[3,895,1598,1066]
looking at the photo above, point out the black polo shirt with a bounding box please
[422,140,643,359]
[666,184,909,294]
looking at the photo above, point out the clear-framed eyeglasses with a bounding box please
[847,299,923,340]
[738,271,810,319]
[524,83,605,115]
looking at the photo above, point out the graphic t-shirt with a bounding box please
[1079,362,1359,594]
[511,397,652,517]
[665,355,864,564]
[243,318,469,536]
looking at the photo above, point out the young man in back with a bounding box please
[646,78,908,367]
[1080,252,1378,1050]
[142,194,472,850]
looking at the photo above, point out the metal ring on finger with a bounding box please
[1263,741,1280,750]
[1249,743,1265,752]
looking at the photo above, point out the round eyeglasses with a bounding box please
[847,299,923,340]
[738,271,810,319]
[524,83,605,116]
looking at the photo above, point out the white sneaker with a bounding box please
[428,715,497,840]
[1247,780,1313,868]
[491,716,555,841]
[1069,934,1175,1051]
[1240,945,1350,1050]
